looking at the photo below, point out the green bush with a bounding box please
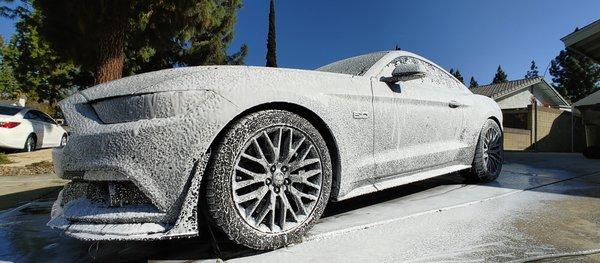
[0,153,12,165]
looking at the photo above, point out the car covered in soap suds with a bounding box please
[49,50,504,250]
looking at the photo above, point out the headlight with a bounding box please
[91,90,211,124]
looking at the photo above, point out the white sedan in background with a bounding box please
[0,105,68,152]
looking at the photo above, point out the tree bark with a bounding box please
[93,21,126,85]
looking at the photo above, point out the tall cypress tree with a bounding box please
[492,65,508,84]
[469,76,479,88]
[265,0,277,67]
[525,60,539,79]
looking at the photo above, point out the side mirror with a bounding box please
[381,64,427,83]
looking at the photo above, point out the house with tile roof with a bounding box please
[470,77,570,110]
[470,77,585,152]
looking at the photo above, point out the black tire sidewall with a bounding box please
[24,135,35,152]
[471,120,503,182]
[204,110,332,250]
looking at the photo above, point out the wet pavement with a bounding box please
[0,152,599,262]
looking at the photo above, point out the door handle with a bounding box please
[449,100,461,108]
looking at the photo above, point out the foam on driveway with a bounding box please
[0,153,599,262]
[232,153,600,262]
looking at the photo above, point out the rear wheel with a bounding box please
[24,135,36,152]
[60,134,68,147]
[204,110,332,250]
[463,119,503,183]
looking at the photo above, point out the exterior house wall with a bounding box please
[502,106,586,152]
[497,89,540,109]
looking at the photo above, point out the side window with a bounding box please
[24,111,35,120]
[378,56,422,80]
[384,56,466,91]
[37,111,56,124]
[412,58,461,90]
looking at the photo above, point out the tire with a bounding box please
[60,134,68,147]
[24,134,36,152]
[204,110,332,250]
[582,146,600,159]
[463,119,503,183]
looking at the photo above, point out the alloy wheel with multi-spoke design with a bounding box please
[482,125,502,175]
[232,126,323,233]
[463,119,503,183]
[205,110,332,250]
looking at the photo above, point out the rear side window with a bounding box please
[0,106,22,116]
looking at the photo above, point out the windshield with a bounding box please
[0,106,22,116]
[316,51,388,76]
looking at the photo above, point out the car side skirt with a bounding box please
[337,163,471,201]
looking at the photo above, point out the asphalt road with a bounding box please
[0,152,599,262]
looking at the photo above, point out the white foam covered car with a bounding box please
[49,51,503,249]
[0,105,68,151]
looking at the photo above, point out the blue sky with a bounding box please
[226,0,599,84]
[1,1,598,85]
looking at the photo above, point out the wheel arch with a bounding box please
[206,101,343,200]
[488,116,502,131]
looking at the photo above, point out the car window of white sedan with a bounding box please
[0,106,22,116]
[24,110,47,122]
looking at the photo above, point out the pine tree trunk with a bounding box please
[93,22,126,85]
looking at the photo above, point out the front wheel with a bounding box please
[463,119,503,183]
[204,110,332,250]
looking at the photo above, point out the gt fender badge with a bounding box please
[352,111,369,119]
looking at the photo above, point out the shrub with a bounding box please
[0,153,12,165]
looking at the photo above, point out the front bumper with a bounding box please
[48,89,235,240]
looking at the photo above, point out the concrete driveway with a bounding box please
[0,152,599,262]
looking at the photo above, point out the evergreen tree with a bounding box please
[469,76,479,88]
[451,68,464,84]
[549,49,600,103]
[492,65,508,84]
[525,60,539,79]
[1,9,77,103]
[266,0,277,67]
[2,0,247,85]
[0,36,18,96]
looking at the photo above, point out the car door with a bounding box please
[39,113,62,147]
[23,111,45,148]
[371,56,465,179]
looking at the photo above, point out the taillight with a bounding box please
[0,122,20,128]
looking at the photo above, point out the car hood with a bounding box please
[78,66,346,102]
